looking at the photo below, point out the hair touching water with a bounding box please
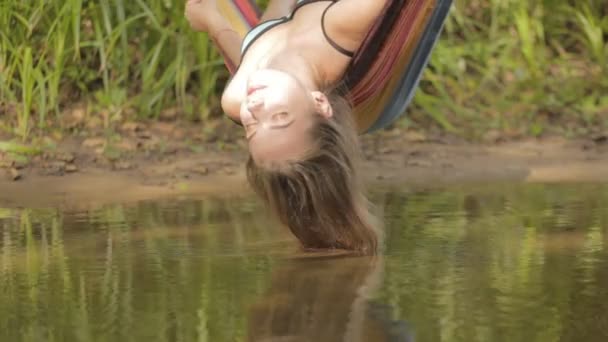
[246,90,382,254]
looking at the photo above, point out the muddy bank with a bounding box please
[1,122,607,208]
[362,134,608,185]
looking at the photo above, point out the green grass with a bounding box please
[0,0,606,141]
[0,0,224,141]
[410,0,608,139]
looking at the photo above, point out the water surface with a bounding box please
[1,183,607,341]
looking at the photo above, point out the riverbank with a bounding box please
[2,121,607,208]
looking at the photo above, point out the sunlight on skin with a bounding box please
[239,69,333,164]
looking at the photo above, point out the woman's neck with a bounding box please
[262,50,327,91]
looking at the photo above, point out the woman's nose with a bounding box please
[247,97,263,112]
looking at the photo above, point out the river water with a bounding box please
[1,183,607,341]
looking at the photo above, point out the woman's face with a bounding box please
[239,69,332,164]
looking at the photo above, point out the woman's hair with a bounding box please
[247,256,382,341]
[246,89,381,254]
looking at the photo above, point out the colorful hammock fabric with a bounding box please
[217,0,453,133]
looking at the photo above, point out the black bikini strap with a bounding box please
[321,2,355,58]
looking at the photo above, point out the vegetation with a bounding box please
[412,0,608,139]
[0,0,222,142]
[0,0,606,142]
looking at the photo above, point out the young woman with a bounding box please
[185,0,394,254]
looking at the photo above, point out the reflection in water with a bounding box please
[246,255,412,342]
[1,183,608,341]
[379,184,608,342]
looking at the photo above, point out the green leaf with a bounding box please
[0,141,41,155]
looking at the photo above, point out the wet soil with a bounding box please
[1,119,607,208]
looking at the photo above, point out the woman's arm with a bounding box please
[260,0,298,22]
[207,21,243,73]
[186,0,299,73]
[185,0,243,72]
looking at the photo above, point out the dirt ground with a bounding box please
[1,119,607,208]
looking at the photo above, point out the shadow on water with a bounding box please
[1,183,608,341]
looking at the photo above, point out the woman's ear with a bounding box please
[311,91,333,119]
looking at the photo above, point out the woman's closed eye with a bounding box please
[271,112,287,121]
[271,112,289,123]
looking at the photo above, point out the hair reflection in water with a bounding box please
[246,255,414,342]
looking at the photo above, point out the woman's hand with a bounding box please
[184,0,221,32]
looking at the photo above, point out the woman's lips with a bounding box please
[247,85,266,96]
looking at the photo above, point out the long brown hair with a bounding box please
[246,90,381,254]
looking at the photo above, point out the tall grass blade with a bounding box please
[17,47,34,140]
[574,4,606,70]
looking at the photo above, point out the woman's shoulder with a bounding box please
[323,0,389,52]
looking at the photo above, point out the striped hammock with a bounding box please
[216,0,453,133]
